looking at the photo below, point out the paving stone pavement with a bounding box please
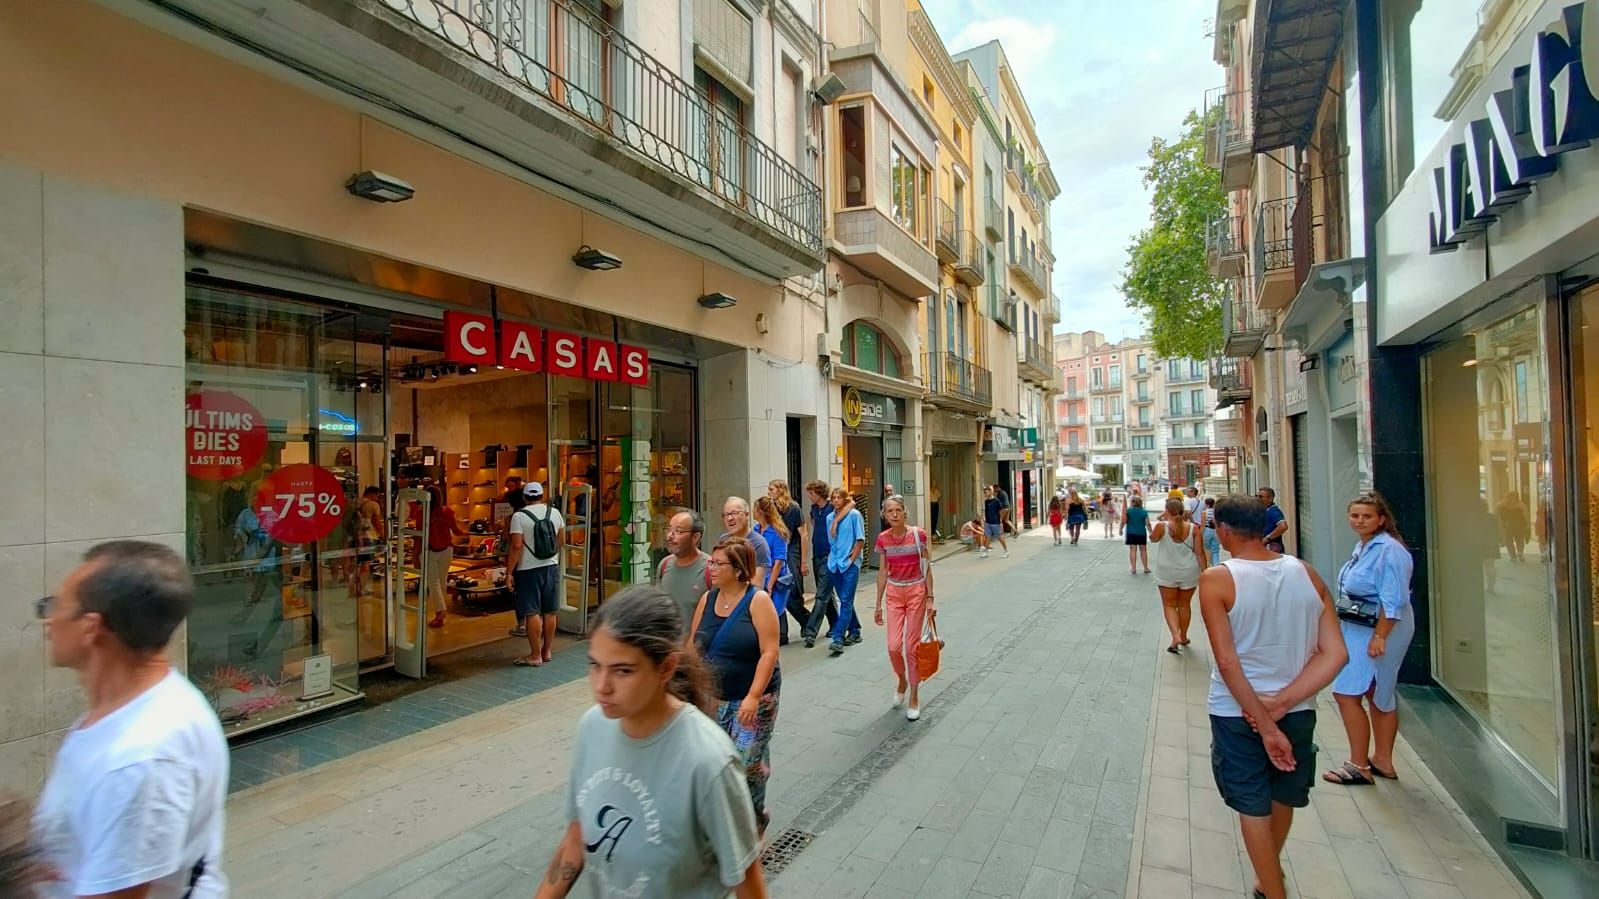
[220,529,1523,899]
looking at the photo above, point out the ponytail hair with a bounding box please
[1348,491,1405,544]
[593,585,714,714]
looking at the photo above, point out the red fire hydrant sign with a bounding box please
[253,464,346,544]
[186,390,268,480]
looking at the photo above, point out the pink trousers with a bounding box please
[884,581,929,686]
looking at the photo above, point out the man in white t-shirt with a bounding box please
[1183,486,1203,521]
[509,481,566,667]
[32,540,229,898]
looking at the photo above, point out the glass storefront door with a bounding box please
[184,284,366,735]
[1423,304,1561,792]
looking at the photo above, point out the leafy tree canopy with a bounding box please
[1120,109,1226,360]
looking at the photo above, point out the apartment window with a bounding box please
[1191,360,1204,379]
[1190,389,1205,412]
[1007,210,1016,261]
[694,67,747,196]
[1068,434,1080,452]
[1136,354,1147,373]
[1194,422,1208,444]
[953,122,964,151]
[1131,435,1154,451]
[923,76,935,106]
[920,164,933,241]
[1171,423,1185,443]
[840,105,866,207]
[1137,384,1149,402]
[1109,364,1121,386]
[1138,407,1150,427]
[1168,391,1182,416]
[1095,428,1115,443]
[890,144,918,232]
[1066,376,1077,393]
[1110,397,1122,416]
[1091,368,1104,388]
[1092,398,1104,417]
[841,321,902,378]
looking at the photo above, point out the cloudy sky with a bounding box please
[921,0,1221,340]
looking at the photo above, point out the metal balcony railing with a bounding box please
[1211,356,1252,408]
[935,199,959,263]
[1221,279,1266,357]
[1165,365,1207,384]
[1253,197,1295,283]
[1046,291,1062,322]
[1205,213,1244,276]
[985,196,1004,239]
[388,0,822,252]
[1202,86,1253,168]
[1023,338,1051,371]
[954,230,984,286]
[923,353,993,407]
[1008,247,1047,293]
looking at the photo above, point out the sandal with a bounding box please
[512,656,544,667]
[1369,762,1399,780]
[1323,761,1375,786]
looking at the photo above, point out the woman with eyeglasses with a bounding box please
[873,495,934,720]
[1323,492,1415,786]
[688,537,781,835]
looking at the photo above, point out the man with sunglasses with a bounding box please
[32,541,229,898]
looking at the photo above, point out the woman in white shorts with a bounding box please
[1150,497,1207,654]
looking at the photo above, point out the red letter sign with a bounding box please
[546,330,583,377]
[619,344,650,386]
[500,322,543,372]
[585,340,620,381]
[186,390,269,480]
[443,311,494,364]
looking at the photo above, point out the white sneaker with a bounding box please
[980,550,989,558]
[1002,551,1010,559]
[906,706,921,721]
[892,690,905,708]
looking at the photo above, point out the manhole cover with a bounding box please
[760,828,814,875]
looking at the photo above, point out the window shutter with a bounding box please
[694,0,752,87]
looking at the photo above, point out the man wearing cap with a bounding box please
[508,481,564,667]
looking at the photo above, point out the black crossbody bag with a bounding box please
[1335,545,1381,628]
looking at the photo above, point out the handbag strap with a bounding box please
[707,585,757,657]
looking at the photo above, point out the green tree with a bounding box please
[1120,109,1226,359]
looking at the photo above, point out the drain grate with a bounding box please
[759,828,815,875]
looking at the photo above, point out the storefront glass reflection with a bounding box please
[1424,305,1560,787]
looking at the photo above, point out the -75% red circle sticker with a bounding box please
[253,464,347,544]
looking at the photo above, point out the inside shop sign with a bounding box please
[442,311,649,384]
[186,390,268,481]
[1429,1,1599,251]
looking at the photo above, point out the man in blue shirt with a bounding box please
[825,486,867,656]
[802,480,843,648]
[1257,487,1288,553]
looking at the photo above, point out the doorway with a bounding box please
[845,433,884,537]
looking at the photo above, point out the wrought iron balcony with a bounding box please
[1253,197,1297,310]
[1211,357,1252,408]
[1165,364,1208,384]
[1045,291,1062,323]
[954,230,984,287]
[923,352,993,411]
[935,199,959,264]
[1008,247,1047,294]
[1202,86,1253,192]
[1221,281,1265,358]
[232,0,831,277]
[985,196,1004,239]
[1090,378,1123,394]
[1019,338,1054,384]
[1205,213,1245,278]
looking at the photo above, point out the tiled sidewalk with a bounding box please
[1127,612,1532,899]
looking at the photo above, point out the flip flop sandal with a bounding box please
[1369,763,1399,780]
[1323,761,1375,785]
[512,657,543,667]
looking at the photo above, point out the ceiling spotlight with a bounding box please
[697,291,738,309]
[572,246,623,271]
[346,170,415,203]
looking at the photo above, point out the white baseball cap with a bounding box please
[523,482,544,498]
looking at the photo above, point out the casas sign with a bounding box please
[442,311,649,385]
[1430,2,1599,251]
[186,390,268,480]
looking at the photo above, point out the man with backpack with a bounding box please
[508,481,564,667]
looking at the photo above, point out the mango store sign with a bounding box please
[442,311,650,385]
[1430,2,1599,251]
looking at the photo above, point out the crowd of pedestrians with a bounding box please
[11,469,1419,899]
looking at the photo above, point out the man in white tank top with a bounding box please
[1199,496,1347,899]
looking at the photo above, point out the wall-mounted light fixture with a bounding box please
[1298,356,1318,373]
[572,246,623,271]
[346,170,415,203]
[698,291,738,309]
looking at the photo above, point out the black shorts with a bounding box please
[513,564,562,616]
[1210,710,1317,817]
[1125,533,1147,546]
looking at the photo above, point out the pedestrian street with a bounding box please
[219,527,1524,898]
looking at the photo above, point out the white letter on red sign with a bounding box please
[619,344,650,386]
[586,340,619,381]
[443,311,494,363]
[501,323,542,372]
[547,330,583,376]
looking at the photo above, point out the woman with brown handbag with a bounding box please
[873,495,934,721]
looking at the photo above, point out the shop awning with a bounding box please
[1251,0,1345,153]
[1056,465,1102,481]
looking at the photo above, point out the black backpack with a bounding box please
[519,506,559,560]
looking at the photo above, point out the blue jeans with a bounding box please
[1203,528,1220,562]
[803,565,839,641]
[828,564,863,645]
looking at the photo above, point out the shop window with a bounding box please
[842,321,903,379]
[1424,304,1559,789]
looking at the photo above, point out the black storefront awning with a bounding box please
[1251,0,1346,153]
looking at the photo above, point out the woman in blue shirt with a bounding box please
[1124,496,1150,574]
[1324,492,1415,786]
[752,496,794,643]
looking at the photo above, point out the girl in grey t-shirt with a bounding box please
[536,587,766,899]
